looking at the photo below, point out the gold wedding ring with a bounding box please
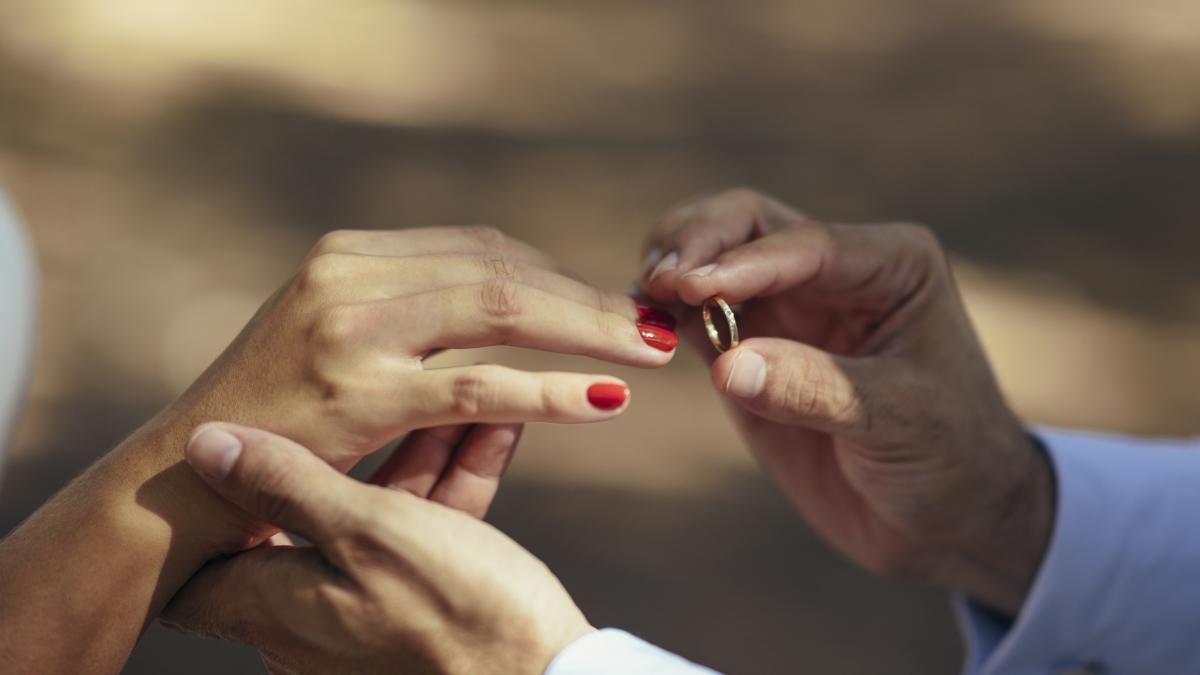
[702,296,739,353]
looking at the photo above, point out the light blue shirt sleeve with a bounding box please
[545,629,721,675]
[957,427,1200,675]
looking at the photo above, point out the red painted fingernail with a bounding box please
[638,323,678,352]
[587,383,629,410]
[637,305,677,330]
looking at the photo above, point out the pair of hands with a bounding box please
[159,189,1052,674]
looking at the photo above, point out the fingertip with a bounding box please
[722,348,768,399]
[679,256,765,306]
[640,246,665,278]
[676,273,717,306]
[587,381,631,412]
[186,423,244,482]
[641,251,684,304]
[709,347,743,394]
[484,421,526,448]
[636,304,677,331]
[636,323,680,356]
[646,250,679,284]
[640,277,681,306]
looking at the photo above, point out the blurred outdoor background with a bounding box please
[3,0,1200,673]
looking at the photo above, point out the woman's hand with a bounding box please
[153,226,678,548]
[640,189,1052,615]
[0,226,676,674]
[162,422,591,675]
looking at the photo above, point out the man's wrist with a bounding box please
[938,430,1056,617]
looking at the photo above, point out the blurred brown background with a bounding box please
[3,1,1200,673]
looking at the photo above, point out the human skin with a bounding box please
[159,195,1054,673]
[0,227,676,674]
[161,422,593,675]
[640,189,1053,616]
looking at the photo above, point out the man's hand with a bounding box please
[641,188,1054,615]
[0,226,667,674]
[163,422,592,675]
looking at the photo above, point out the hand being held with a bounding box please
[163,423,590,675]
[153,226,677,550]
[642,188,1053,615]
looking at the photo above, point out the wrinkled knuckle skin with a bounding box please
[600,289,635,318]
[592,310,620,343]
[538,377,569,417]
[479,253,520,283]
[477,279,523,322]
[780,360,826,420]
[449,367,501,418]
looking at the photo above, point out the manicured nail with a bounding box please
[641,247,664,276]
[638,323,679,352]
[682,263,718,279]
[637,305,677,330]
[587,383,629,410]
[187,426,243,481]
[725,349,767,398]
[648,251,679,282]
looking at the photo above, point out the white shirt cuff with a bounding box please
[545,628,721,675]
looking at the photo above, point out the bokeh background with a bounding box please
[3,1,1200,673]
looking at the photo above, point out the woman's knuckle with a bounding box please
[538,378,569,416]
[594,288,631,317]
[309,305,359,352]
[722,186,761,204]
[449,367,500,417]
[462,225,506,248]
[893,222,941,255]
[478,253,519,282]
[477,279,523,322]
[311,229,360,256]
[592,311,620,342]
[295,253,347,296]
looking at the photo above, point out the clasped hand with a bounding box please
[160,191,1053,675]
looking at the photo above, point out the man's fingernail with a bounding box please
[725,349,767,398]
[187,426,243,481]
[682,263,718,279]
[587,383,630,410]
[637,305,677,330]
[638,323,679,352]
[648,251,679,282]
[641,247,664,276]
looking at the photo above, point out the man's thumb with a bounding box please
[712,338,886,435]
[186,423,357,546]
